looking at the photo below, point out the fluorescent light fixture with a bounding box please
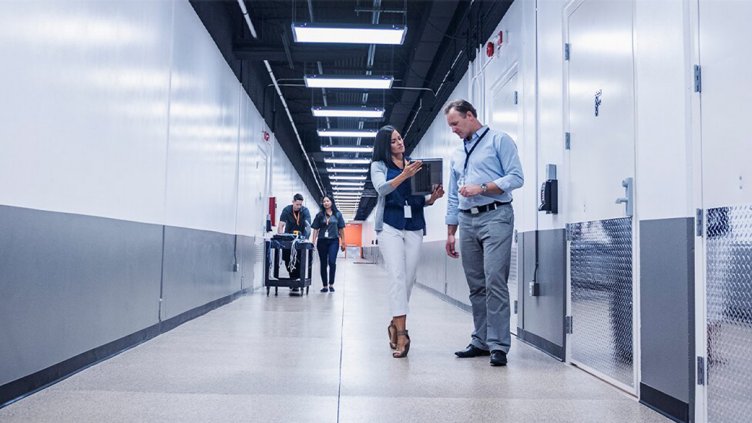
[334,187,364,192]
[331,181,365,186]
[292,23,407,45]
[305,75,393,89]
[324,158,371,165]
[312,107,384,118]
[329,175,367,180]
[326,167,368,173]
[321,145,374,153]
[318,129,377,138]
[334,193,362,197]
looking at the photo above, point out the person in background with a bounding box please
[371,125,444,358]
[278,193,312,296]
[311,196,346,293]
[444,99,524,367]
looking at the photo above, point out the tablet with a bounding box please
[410,158,443,195]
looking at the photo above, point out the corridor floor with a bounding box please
[0,260,669,422]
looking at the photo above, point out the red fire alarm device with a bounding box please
[268,197,277,226]
[263,131,270,142]
[497,31,504,47]
[486,41,494,57]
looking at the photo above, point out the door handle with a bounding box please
[615,177,634,217]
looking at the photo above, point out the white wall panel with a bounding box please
[163,1,240,234]
[270,136,319,224]
[0,0,173,224]
[236,93,267,236]
[634,0,692,219]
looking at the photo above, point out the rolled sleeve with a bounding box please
[494,134,524,193]
[370,161,397,196]
[445,160,460,225]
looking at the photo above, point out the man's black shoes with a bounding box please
[490,350,508,366]
[290,287,302,296]
[454,344,491,358]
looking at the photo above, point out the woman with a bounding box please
[311,196,346,293]
[370,125,444,358]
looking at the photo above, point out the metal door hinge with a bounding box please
[514,300,518,314]
[514,91,519,105]
[565,316,573,334]
[694,64,702,93]
[514,229,518,243]
[696,208,704,237]
[565,132,571,150]
[697,356,705,385]
[564,43,570,61]
[565,224,573,241]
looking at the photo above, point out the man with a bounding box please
[278,193,311,295]
[444,99,524,366]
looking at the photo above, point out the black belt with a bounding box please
[460,201,510,215]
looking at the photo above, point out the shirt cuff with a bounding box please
[445,214,459,225]
[493,177,509,192]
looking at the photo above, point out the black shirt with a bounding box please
[279,205,311,235]
[311,210,346,241]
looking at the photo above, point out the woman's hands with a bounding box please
[400,160,422,178]
[426,184,445,205]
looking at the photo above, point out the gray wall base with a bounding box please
[518,229,567,356]
[0,205,260,409]
[640,383,689,423]
[0,287,251,409]
[639,217,694,422]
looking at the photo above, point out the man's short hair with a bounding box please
[293,193,304,202]
[444,99,477,118]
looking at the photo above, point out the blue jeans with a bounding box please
[316,238,339,286]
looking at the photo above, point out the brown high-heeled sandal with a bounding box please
[387,320,397,350]
[392,330,410,358]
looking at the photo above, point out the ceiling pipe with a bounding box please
[236,0,257,38]
[236,0,324,196]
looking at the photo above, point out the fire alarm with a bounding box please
[486,41,494,57]
[497,30,504,47]
[263,131,270,142]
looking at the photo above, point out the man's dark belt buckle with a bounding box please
[470,207,480,215]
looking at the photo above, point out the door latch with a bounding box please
[615,177,634,217]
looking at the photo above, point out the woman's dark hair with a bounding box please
[372,125,397,165]
[319,195,338,215]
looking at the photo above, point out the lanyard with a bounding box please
[293,210,300,226]
[324,212,332,227]
[463,128,490,174]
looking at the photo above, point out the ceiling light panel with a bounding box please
[321,146,374,153]
[292,23,407,45]
[305,75,393,89]
[324,158,371,165]
[331,181,365,186]
[326,168,368,173]
[312,107,384,118]
[328,175,367,180]
[318,129,377,138]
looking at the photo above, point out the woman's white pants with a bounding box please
[377,224,423,317]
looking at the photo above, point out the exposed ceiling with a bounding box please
[190,0,512,220]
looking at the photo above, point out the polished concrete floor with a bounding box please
[0,259,669,422]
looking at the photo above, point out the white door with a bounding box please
[697,1,752,421]
[565,0,637,393]
[488,67,522,335]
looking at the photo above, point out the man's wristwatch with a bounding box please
[480,183,488,193]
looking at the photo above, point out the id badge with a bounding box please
[326,229,331,238]
[404,205,412,219]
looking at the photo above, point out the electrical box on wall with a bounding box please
[538,164,559,214]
